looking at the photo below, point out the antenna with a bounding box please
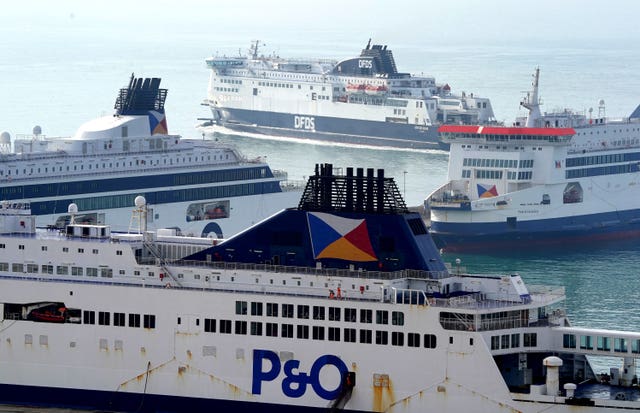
[129,196,148,234]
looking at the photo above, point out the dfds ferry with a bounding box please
[1,164,639,412]
[204,40,495,149]
[0,75,301,238]
[428,69,640,251]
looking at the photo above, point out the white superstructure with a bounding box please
[0,75,302,238]
[0,166,639,412]
[428,69,640,251]
[204,40,495,149]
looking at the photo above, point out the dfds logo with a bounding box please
[358,59,372,69]
[294,115,315,130]
[252,349,348,400]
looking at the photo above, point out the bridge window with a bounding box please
[597,336,611,351]
[563,334,576,348]
[580,335,593,350]
[615,337,627,353]
[424,334,437,349]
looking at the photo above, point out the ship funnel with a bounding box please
[543,356,562,396]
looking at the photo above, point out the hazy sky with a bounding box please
[4,0,640,48]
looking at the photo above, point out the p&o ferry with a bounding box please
[0,75,301,238]
[204,40,495,150]
[1,164,639,412]
[428,68,640,251]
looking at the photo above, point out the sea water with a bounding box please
[1,0,640,392]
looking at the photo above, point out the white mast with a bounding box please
[520,68,542,127]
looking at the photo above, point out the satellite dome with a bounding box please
[0,132,10,144]
[68,203,78,214]
[33,125,42,135]
[134,195,147,208]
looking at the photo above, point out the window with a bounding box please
[41,264,53,274]
[143,314,156,329]
[313,306,325,320]
[376,310,389,325]
[312,326,325,340]
[328,327,340,342]
[344,328,357,343]
[345,308,357,322]
[266,323,278,337]
[235,320,247,335]
[204,318,216,333]
[511,333,520,348]
[282,304,294,318]
[220,320,232,334]
[360,329,372,344]
[297,305,309,319]
[328,307,341,321]
[297,324,309,339]
[424,334,437,349]
[235,301,247,315]
[86,267,98,277]
[408,333,420,347]
[251,322,263,336]
[12,263,24,273]
[375,331,388,345]
[360,309,372,323]
[266,303,278,317]
[129,313,140,327]
[114,312,125,327]
[26,264,38,273]
[563,334,576,349]
[501,334,510,349]
[83,310,96,325]
[392,332,404,346]
[523,333,537,347]
[251,302,263,316]
[72,266,83,276]
[391,311,404,326]
[281,324,294,338]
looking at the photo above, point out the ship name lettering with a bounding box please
[294,116,315,130]
[358,59,372,69]
[252,349,348,400]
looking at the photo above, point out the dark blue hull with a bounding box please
[214,107,444,150]
[430,208,640,252]
[0,383,361,413]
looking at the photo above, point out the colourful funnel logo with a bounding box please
[477,183,498,198]
[148,110,168,135]
[308,212,377,262]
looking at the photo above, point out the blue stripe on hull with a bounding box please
[215,107,444,150]
[0,383,358,413]
[431,209,640,252]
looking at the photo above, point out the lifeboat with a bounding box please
[365,84,388,95]
[346,83,367,94]
[29,307,67,323]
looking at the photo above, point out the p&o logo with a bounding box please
[294,115,315,131]
[252,349,348,400]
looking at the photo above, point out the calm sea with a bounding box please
[1,6,640,403]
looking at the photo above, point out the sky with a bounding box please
[4,0,640,48]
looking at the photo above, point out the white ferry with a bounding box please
[1,164,639,412]
[0,75,301,238]
[428,68,640,251]
[203,40,495,149]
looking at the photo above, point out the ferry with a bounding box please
[1,164,639,412]
[0,75,302,238]
[203,40,495,150]
[427,68,640,251]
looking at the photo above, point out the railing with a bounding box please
[135,258,450,281]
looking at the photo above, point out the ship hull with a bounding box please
[2,279,637,413]
[431,208,640,252]
[213,107,443,150]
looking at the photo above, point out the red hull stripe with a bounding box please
[438,125,575,137]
